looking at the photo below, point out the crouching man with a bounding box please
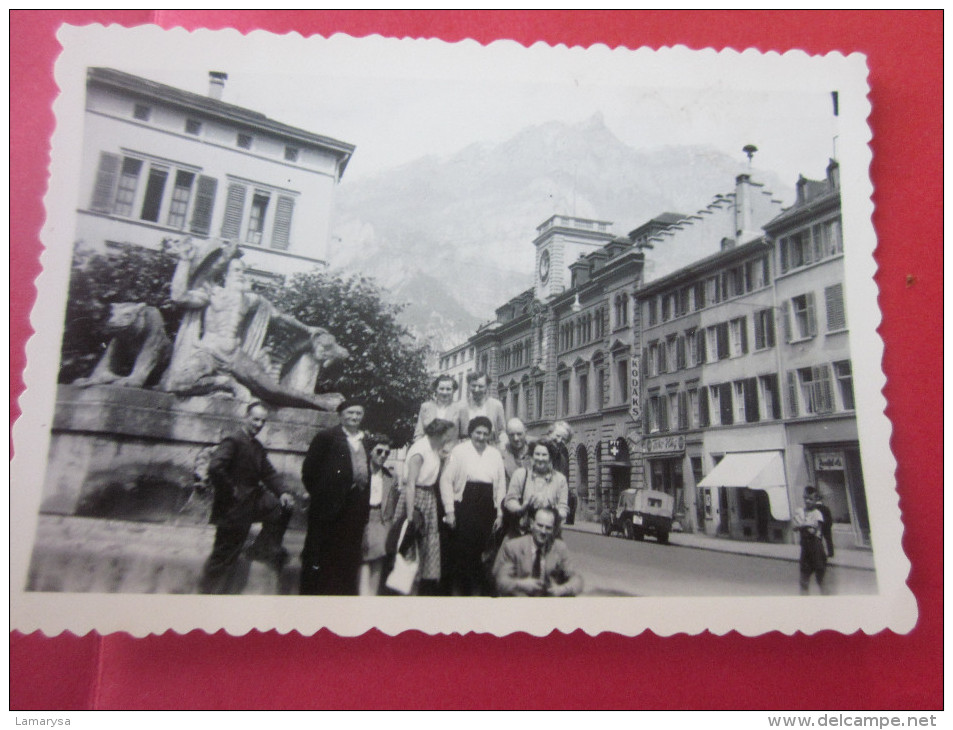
[493,506,583,597]
[198,401,294,594]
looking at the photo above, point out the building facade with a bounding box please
[635,160,868,548]
[76,67,355,279]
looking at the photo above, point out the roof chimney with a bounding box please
[734,173,754,239]
[208,71,228,100]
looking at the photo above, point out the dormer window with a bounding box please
[237,133,253,150]
[185,119,202,135]
[284,146,299,162]
[133,104,151,121]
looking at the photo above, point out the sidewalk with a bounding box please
[563,520,875,571]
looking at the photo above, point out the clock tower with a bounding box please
[533,214,617,300]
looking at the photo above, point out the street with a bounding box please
[564,529,878,597]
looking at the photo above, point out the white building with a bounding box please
[76,67,355,279]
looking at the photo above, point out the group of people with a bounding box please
[198,371,582,597]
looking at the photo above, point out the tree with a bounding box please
[268,271,433,446]
[58,242,180,384]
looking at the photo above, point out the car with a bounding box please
[600,488,675,544]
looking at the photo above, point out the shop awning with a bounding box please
[697,451,791,521]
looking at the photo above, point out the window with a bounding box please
[647,299,658,326]
[220,180,297,250]
[685,329,698,366]
[185,119,202,135]
[617,360,629,404]
[237,132,253,150]
[284,146,300,162]
[727,266,745,297]
[712,383,734,426]
[745,256,769,290]
[796,365,835,415]
[245,192,271,245]
[707,322,730,361]
[695,329,707,365]
[661,294,671,322]
[698,386,710,427]
[729,317,748,357]
[511,389,520,420]
[535,382,544,420]
[825,283,847,331]
[834,361,855,410]
[615,294,629,328]
[133,103,151,121]
[783,293,817,341]
[687,388,698,429]
[113,157,143,217]
[578,372,588,413]
[139,166,169,222]
[561,378,571,417]
[166,170,196,228]
[693,281,706,311]
[676,335,686,370]
[657,341,667,374]
[780,221,842,273]
[666,337,678,372]
[754,309,776,350]
[734,377,760,423]
[90,152,218,234]
[658,393,670,432]
[759,374,781,420]
[647,392,661,433]
[596,368,606,409]
[676,391,689,431]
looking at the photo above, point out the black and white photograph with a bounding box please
[10,25,914,637]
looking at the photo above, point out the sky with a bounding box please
[56,26,864,190]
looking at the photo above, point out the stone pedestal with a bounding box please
[41,384,336,525]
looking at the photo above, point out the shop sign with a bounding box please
[814,451,844,471]
[629,355,641,422]
[645,434,685,455]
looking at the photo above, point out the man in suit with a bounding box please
[198,401,294,594]
[300,400,371,595]
[501,417,531,483]
[493,507,583,597]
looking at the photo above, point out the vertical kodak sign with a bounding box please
[629,354,641,423]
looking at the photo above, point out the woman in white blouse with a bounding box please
[439,416,506,596]
[394,418,457,595]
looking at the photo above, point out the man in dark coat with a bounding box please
[299,400,371,595]
[198,401,294,594]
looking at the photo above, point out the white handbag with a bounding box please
[385,519,419,595]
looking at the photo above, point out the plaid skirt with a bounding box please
[393,485,442,581]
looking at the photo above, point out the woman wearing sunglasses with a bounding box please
[359,435,399,595]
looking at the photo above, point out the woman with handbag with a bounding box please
[502,439,570,539]
[391,418,457,595]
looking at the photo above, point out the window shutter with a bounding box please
[786,371,799,417]
[220,183,246,239]
[806,292,817,336]
[678,391,688,430]
[740,317,749,354]
[825,283,846,331]
[754,312,764,349]
[781,300,792,342]
[90,152,121,212]
[189,175,218,236]
[271,195,295,251]
[814,365,834,413]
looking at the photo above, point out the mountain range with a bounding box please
[329,113,792,354]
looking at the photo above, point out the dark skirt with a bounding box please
[450,480,496,596]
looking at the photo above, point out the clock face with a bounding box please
[539,249,551,283]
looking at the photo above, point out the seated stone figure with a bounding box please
[73,302,171,388]
[159,238,347,411]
